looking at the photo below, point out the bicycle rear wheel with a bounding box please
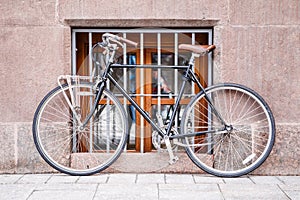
[33,83,128,175]
[180,83,275,177]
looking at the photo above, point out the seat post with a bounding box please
[188,53,200,66]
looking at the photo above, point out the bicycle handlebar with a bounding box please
[102,33,138,48]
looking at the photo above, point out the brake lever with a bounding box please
[109,38,124,48]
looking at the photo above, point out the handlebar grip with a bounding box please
[207,45,216,52]
[119,37,138,48]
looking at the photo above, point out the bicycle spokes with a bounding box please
[181,83,275,177]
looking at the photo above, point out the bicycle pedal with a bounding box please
[169,156,179,165]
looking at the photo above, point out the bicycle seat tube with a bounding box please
[188,53,228,127]
[80,61,112,129]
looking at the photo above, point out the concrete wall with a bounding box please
[0,0,299,174]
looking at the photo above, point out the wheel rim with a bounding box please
[33,84,127,175]
[182,84,275,176]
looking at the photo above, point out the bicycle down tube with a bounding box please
[106,67,187,139]
[105,62,224,140]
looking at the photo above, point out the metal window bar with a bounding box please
[173,33,179,152]
[88,32,93,153]
[122,33,128,151]
[157,33,161,116]
[140,33,144,153]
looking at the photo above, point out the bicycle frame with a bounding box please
[76,52,228,142]
[107,64,189,139]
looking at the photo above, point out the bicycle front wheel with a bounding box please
[33,83,128,175]
[181,83,275,177]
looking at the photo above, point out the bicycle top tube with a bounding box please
[110,64,189,70]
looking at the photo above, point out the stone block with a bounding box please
[0,26,70,123]
[229,0,300,25]
[77,174,108,184]
[159,184,223,200]
[29,189,95,200]
[223,177,253,184]
[0,184,36,200]
[219,184,287,199]
[137,174,165,184]
[47,174,80,184]
[35,183,98,191]
[0,1,57,26]
[193,175,224,184]
[278,176,300,186]
[249,176,283,185]
[252,124,300,175]
[215,26,300,123]
[0,174,23,184]
[94,184,158,200]
[59,0,228,24]
[16,123,55,173]
[17,174,51,184]
[107,174,137,184]
[106,152,204,173]
[279,185,300,200]
[70,152,204,173]
[0,124,16,173]
[165,174,194,184]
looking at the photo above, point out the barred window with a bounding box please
[72,28,213,153]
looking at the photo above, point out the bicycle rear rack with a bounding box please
[57,75,98,126]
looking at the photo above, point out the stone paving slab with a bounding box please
[16,174,51,184]
[0,184,36,200]
[28,189,95,200]
[222,177,254,184]
[165,174,195,184]
[137,173,165,184]
[219,184,289,200]
[107,173,137,184]
[249,176,283,185]
[279,185,300,200]
[193,175,224,184]
[46,174,80,184]
[159,184,223,200]
[77,174,108,184]
[0,174,23,184]
[277,176,300,185]
[35,183,98,191]
[95,184,158,200]
[0,174,300,200]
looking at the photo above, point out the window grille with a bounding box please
[72,28,213,153]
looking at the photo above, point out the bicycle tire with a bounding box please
[180,83,275,177]
[32,83,128,175]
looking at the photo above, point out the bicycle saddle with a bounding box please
[179,44,216,54]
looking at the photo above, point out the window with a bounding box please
[72,28,213,153]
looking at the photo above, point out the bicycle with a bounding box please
[32,33,275,177]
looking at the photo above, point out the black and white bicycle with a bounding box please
[33,33,275,177]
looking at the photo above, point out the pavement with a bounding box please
[0,173,299,200]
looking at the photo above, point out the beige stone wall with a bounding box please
[0,0,299,174]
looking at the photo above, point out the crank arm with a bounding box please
[164,137,179,164]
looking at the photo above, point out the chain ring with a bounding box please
[152,128,179,152]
